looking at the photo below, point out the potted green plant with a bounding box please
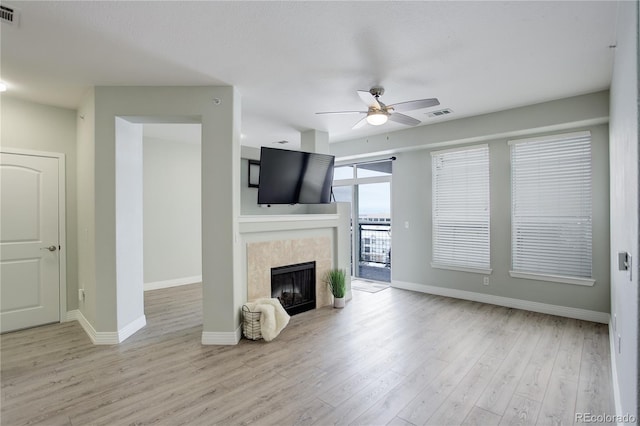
[325,268,346,308]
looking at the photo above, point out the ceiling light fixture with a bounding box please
[366,111,388,126]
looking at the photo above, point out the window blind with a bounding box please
[432,145,490,271]
[510,131,592,280]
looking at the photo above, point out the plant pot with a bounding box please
[333,297,345,309]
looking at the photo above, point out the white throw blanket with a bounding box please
[244,298,290,342]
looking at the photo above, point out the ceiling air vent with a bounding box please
[0,4,18,25]
[427,108,453,118]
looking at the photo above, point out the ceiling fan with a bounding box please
[316,87,440,129]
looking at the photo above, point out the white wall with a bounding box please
[1,96,79,311]
[331,91,611,317]
[143,133,202,286]
[115,118,145,330]
[609,0,639,418]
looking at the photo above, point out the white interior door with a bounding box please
[1,152,60,332]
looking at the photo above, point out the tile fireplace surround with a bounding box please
[246,237,333,309]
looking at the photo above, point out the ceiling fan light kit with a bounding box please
[366,111,388,126]
[316,87,440,129]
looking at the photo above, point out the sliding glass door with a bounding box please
[333,160,392,282]
[357,181,391,281]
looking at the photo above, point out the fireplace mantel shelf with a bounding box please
[239,214,339,223]
[238,214,340,233]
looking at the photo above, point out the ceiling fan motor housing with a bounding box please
[370,87,385,97]
[368,106,388,115]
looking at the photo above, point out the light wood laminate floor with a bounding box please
[1,284,614,425]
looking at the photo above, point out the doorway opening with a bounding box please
[115,117,203,338]
[332,160,392,283]
[141,122,202,332]
[142,123,202,292]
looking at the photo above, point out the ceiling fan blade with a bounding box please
[352,117,368,129]
[357,90,380,109]
[389,112,421,126]
[316,110,366,115]
[388,98,440,112]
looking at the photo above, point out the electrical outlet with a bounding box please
[78,288,85,302]
[483,276,489,286]
[618,252,633,281]
[618,251,630,270]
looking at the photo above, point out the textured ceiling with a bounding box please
[1,1,619,148]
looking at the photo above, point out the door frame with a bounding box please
[333,170,392,280]
[1,147,67,321]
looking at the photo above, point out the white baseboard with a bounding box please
[68,309,106,344]
[392,280,610,324]
[118,315,146,342]
[201,326,242,345]
[70,307,239,346]
[144,275,202,291]
[65,310,146,345]
[608,322,624,425]
[64,309,82,322]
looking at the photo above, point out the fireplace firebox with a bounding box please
[271,261,316,315]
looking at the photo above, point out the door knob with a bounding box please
[41,245,57,252]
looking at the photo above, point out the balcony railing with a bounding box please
[358,222,391,266]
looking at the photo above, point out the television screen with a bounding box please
[257,147,335,205]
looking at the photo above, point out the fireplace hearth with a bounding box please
[271,261,316,315]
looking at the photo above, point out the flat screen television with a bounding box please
[257,147,335,205]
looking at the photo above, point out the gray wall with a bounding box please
[609,0,639,417]
[77,90,97,325]
[391,124,609,312]
[331,91,611,314]
[1,96,79,311]
[143,135,202,284]
[78,86,240,337]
